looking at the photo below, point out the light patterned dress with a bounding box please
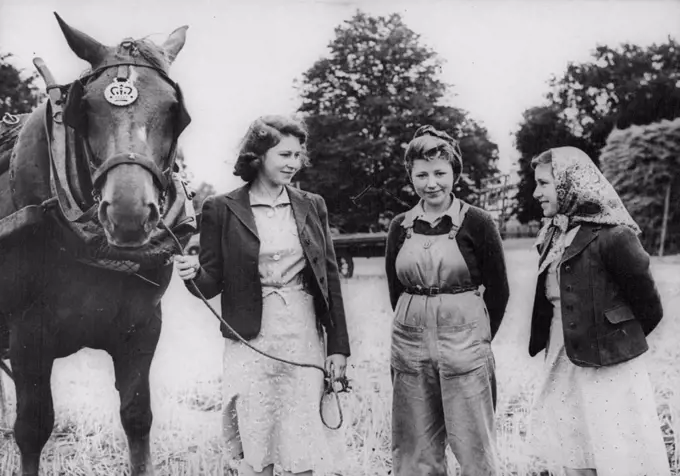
[530,226,671,476]
[221,188,341,474]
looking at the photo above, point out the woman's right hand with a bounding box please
[174,255,200,281]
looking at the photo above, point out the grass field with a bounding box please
[1,238,678,475]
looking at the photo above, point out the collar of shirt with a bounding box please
[401,194,460,229]
[249,187,291,208]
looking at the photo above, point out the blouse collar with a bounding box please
[401,194,460,228]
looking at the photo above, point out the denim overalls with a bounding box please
[391,201,499,476]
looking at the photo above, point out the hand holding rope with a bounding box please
[160,220,350,430]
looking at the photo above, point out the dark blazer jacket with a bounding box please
[529,223,663,367]
[186,184,350,357]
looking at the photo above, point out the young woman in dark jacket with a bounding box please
[385,125,509,476]
[528,146,670,476]
[175,115,350,476]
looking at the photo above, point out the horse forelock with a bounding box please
[125,38,170,72]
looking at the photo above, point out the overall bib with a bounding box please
[391,203,499,476]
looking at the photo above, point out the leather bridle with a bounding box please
[61,53,191,205]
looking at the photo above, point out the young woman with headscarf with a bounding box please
[528,146,670,476]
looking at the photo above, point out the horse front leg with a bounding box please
[10,331,55,476]
[112,305,161,476]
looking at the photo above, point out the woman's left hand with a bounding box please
[325,354,347,381]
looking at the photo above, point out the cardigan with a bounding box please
[385,203,510,339]
[185,184,351,357]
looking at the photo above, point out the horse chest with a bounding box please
[45,263,166,322]
[44,276,121,324]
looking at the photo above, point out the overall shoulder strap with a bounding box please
[448,201,470,239]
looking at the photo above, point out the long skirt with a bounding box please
[221,286,342,474]
[529,309,671,476]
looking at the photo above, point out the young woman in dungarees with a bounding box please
[385,125,510,476]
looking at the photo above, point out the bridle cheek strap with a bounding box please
[91,152,169,190]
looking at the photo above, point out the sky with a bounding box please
[1,0,678,193]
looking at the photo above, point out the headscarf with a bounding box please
[535,146,640,274]
[409,125,464,181]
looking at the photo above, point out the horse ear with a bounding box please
[162,26,188,64]
[54,12,108,67]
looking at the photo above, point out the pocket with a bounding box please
[604,305,636,324]
[390,321,424,375]
[437,322,484,378]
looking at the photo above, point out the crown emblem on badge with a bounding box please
[104,79,139,106]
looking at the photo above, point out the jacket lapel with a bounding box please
[287,186,310,235]
[225,185,259,240]
[562,224,599,263]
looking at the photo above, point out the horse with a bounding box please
[0,14,196,476]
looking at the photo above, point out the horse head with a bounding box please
[55,14,191,248]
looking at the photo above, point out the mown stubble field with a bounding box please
[1,238,678,475]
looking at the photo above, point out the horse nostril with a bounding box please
[98,201,111,226]
[148,202,160,226]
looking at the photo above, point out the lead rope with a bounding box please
[159,220,349,430]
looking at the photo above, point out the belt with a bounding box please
[404,284,478,296]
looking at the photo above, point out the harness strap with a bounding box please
[45,94,98,223]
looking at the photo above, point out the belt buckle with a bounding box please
[428,286,439,296]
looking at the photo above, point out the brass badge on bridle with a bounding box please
[104,78,138,106]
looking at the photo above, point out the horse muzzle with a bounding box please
[95,155,166,248]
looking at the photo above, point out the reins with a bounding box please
[159,220,350,430]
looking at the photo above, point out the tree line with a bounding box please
[2,12,678,253]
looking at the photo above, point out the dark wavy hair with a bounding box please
[233,115,310,183]
[404,125,463,183]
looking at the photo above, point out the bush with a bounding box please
[600,118,680,255]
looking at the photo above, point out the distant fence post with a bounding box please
[658,181,671,257]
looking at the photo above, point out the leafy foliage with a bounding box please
[513,106,591,223]
[549,40,680,156]
[191,181,216,211]
[513,38,680,224]
[600,118,680,255]
[0,53,41,117]
[296,12,499,232]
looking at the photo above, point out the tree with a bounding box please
[191,181,216,211]
[513,38,680,224]
[600,118,680,255]
[513,106,591,223]
[296,11,499,233]
[0,53,41,117]
[548,39,680,160]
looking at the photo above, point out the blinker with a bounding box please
[62,80,86,131]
